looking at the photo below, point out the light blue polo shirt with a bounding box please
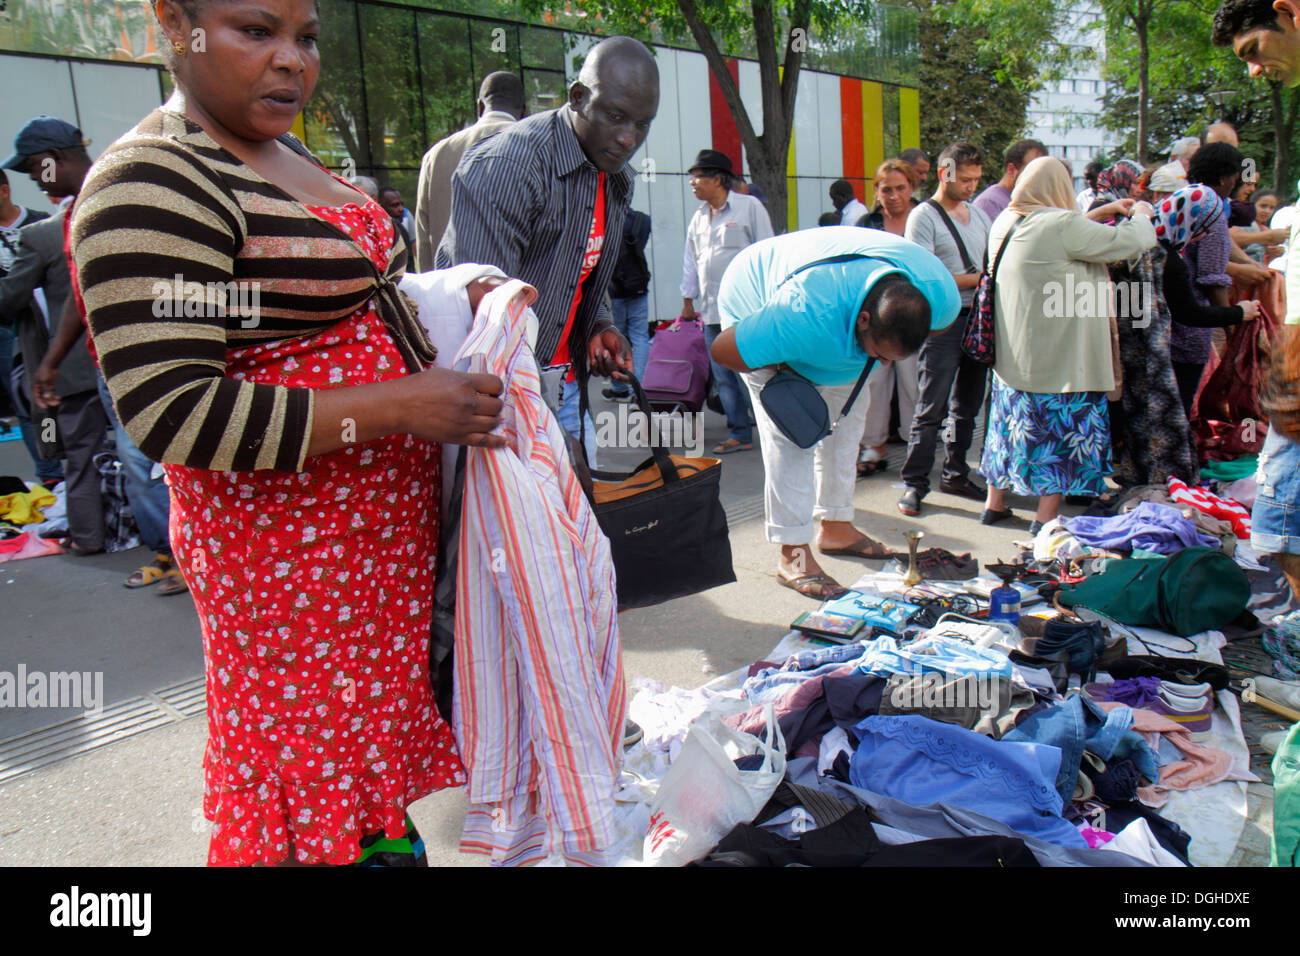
[717,226,962,385]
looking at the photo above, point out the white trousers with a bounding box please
[742,367,871,544]
[859,355,919,449]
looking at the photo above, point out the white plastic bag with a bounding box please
[643,703,786,866]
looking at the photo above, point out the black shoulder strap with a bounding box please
[277,131,323,167]
[774,251,878,424]
[924,199,976,274]
[835,357,877,426]
[988,215,1026,289]
[779,252,870,285]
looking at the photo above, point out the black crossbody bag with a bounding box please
[757,253,877,449]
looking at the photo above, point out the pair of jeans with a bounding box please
[704,322,753,444]
[1003,693,1155,806]
[608,295,649,396]
[900,316,988,494]
[0,326,62,485]
[557,378,599,466]
[1252,427,1300,556]
[97,371,171,553]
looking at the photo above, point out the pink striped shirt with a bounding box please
[452,280,625,865]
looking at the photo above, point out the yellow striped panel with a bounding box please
[899,88,919,151]
[862,81,883,194]
[781,66,797,230]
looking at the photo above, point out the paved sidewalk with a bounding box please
[0,400,1279,866]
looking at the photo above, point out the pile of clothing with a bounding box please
[614,540,1278,866]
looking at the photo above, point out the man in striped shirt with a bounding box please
[435,36,660,463]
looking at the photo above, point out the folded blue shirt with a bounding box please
[856,634,1014,681]
[850,714,1088,848]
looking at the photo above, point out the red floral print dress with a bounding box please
[168,192,465,866]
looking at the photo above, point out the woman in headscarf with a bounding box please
[1094,159,1145,206]
[1112,186,1258,487]
[979,157,1157,533]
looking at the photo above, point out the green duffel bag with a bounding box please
[1057,546,1250,637]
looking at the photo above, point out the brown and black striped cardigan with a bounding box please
[71,107,435,473]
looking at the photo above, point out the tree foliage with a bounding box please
[1098,0,1300,191]
[908,0,1068,188]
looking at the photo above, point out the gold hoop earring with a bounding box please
[173,40,187,56]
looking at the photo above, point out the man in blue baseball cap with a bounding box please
[2,116,91,202]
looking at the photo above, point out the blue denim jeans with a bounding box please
[1252,428,1300,555]
[704,322,753,444]
[1003,694,1154,806]
[557,378,599,467]
[609,295,650,395]
[97,371,171,553]
[0,325,62,484]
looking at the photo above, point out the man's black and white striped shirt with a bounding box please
[434,105,634,368]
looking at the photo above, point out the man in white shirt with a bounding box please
[415,72,525,270]
[830,179,869,227]
[1075,160,1103,213]
[681,148,773,453]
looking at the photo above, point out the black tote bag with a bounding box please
[581,372,736,610]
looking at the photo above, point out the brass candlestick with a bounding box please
[903,530,925,588]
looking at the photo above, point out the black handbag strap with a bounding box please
[578,367,681,482]
[924,199,977,274]
[836,357,876,425]
[779,252,870,285]
[987,215,1025,290]
[775,357,877,428]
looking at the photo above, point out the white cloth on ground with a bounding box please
[1098,818,1188,867]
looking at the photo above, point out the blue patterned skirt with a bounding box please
[979,374,1112,497]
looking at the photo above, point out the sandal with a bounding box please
[856,459,888,477]
[778,572,848,600]
[817,534,889,558]
[712,439,753,454]
[125,553,173,589]
[158,567,190,596]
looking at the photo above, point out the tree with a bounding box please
[907,0,1070,187]
[1097,0,1200,165]
[521,0,877,233]
[1098,0,1297,191]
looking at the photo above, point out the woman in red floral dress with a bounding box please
[72,0,508,865]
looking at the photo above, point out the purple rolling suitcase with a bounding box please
[642,317,711,413]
